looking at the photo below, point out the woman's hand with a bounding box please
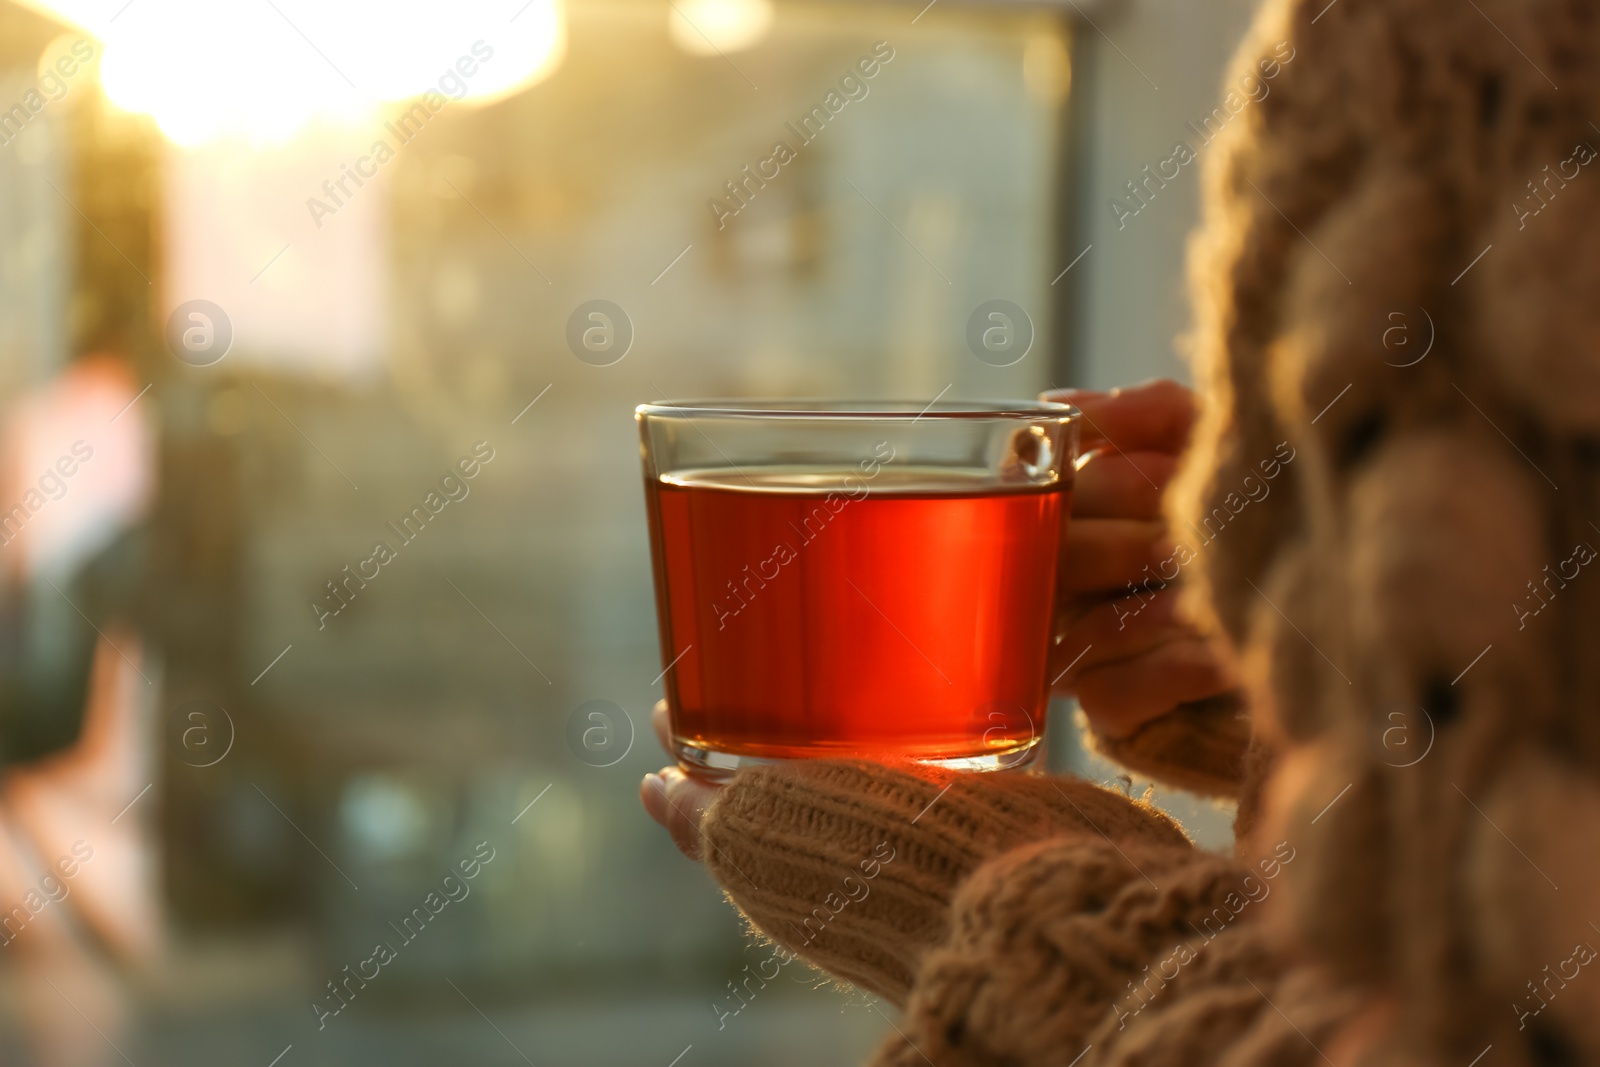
[1045,380,1239,740]
[639,700,721,860]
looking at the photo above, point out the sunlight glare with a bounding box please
[668,0,773,57]
[26,0,565,145]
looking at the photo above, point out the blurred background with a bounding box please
[0,0,1259,1063]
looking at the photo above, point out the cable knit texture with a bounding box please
[1169,0,1600,1063]
[873,839,1360,1067]
[702,1,1600,1063]
[701,760,1189,1004]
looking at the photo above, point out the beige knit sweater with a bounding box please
[702,1,1600,1063]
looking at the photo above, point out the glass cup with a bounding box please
[637,398,1079,778]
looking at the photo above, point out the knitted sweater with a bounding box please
[703,1,1600,1063]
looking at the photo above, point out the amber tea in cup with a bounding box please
[638,399,1078,777]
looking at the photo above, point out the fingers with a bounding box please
[652,699,671,754]
[1075,637,1239,739]
[1072,450,1178,521]
[1051,586,1187,687]
[644,701,724,861]
[1059,518,1168,594]
[640,767,721,860]
[1045,379,1196,455]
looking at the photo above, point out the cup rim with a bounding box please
[635,397,1080,421]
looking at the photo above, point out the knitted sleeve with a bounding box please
[866,836,1361,1067]
[701,759,1354,1066]
[698,759,1192,1005]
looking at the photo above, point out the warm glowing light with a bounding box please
[1022,33,1071,105]
[18,0,565,146]
[454,0,567,109]
[669,0,773,57]
[35,32,94,87]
